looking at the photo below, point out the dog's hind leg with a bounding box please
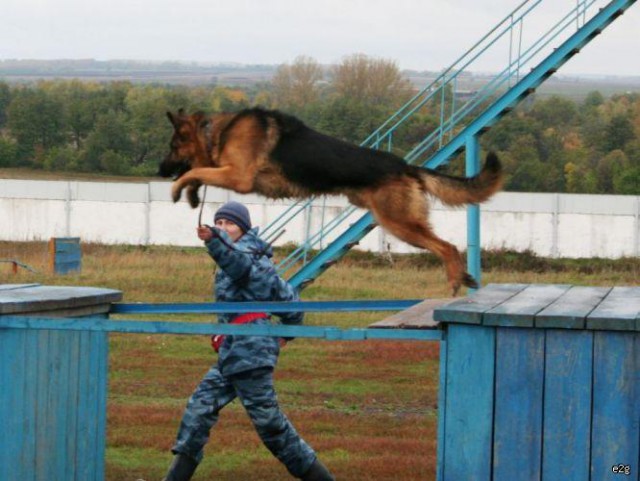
[362,180,477,296]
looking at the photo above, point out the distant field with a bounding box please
[2,61,640,100]
[1,241,638,480]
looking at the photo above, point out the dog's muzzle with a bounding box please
[158,158,191,179]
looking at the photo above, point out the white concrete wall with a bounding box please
[1,178,639,259]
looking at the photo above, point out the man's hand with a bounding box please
[197,225,214,242]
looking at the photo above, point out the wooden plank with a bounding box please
[95,330,109,481]
[54,240,81,255]
[71,329,108,481]
[0,330,8,481]
[542,330,593,481]
[484,284,572,327]
[65,332,81,481]
[441,324,495,481]
[433,283,529,325]
[369,298,449,329]
[493,328,545,481]
[23,331,38,481]
[587,286,640,331]
[53,330,71,481]
[0,316,442,341]
[55,261,82,275]
[591,331,639,481]
[35,330,51,481]
[0,285,122,314]
[535,286,611,329]
[14,303,113,318]
[1,329,26,480]
[75,332,92,481]
[0,283,40,291]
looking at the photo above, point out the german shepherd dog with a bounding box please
[160,107,503,295]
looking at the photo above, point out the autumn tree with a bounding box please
[331,54,412,107]
[272,55,324,113]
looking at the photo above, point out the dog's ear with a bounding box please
[167,111,177,127]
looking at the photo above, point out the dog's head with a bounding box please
[158,109,210,180]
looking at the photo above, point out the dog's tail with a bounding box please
[415,152,504,206]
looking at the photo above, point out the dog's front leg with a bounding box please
[171,166,251,203]
[186,181,202,208]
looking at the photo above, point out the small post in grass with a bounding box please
[49,237,82,274]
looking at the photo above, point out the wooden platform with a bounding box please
[369,298,451,329]
[434,283,640,481]
[0,283,122,317]
[0,282,123,481]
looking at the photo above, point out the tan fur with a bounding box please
[163,110,504,296]
[424,170,503,206]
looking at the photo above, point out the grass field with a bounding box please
[1,241,638,480]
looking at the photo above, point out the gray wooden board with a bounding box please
[586,286,640,332]
[433,284,529,325]
[0,284,40,291]
[535,286,612,329]
[0,285,122,314]
[483,284,572,327]
[14,304,112,318]
[369,298,450,329]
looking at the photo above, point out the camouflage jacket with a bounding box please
[204,226,303,376]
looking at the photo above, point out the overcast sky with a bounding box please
[2,0,639,76]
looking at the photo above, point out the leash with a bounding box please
[198,185,208,227]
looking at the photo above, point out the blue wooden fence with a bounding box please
[1,283,638,480]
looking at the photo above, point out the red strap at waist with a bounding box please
[211,312,268,353]
[231,312,268,324]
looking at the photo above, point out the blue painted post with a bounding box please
[466,135,481,289]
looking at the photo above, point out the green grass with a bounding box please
[1,240,638,480]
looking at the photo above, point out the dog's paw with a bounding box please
[462,272,479,289]
[450,273,478,296]
[187,188,201,208]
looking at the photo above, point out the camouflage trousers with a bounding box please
[172,366,316,478]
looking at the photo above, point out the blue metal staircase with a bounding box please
[260,0,636,289]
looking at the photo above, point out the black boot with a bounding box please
[300,458,335,481]
[162,453,198,481]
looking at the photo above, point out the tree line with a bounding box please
[0,54,638,194]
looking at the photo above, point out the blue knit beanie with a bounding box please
[214,201,252,233]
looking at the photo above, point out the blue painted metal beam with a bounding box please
[0,316,443,341]
[287,213,377,288]
[110,299,422,314]
[466,135,481,290]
